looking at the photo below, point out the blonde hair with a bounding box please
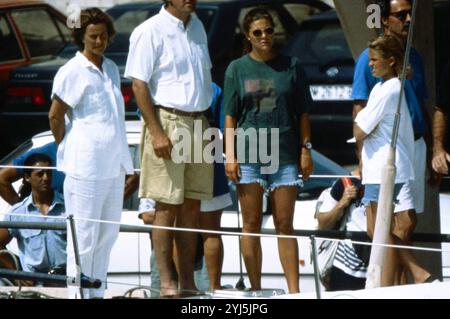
[369,35,412,78]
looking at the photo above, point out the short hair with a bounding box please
[377,0,413,19]
[23,153,53,176]
[72,7,116,50]
[369,35,411,77]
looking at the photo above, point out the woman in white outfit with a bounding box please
[354,35,415,286]
[48,8,133,298]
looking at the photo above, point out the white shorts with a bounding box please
[138,198,156,214]
[394,138,426,214]
[200,193,233,212]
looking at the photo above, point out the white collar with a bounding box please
[75,51,105,71]
[159,5,193,32]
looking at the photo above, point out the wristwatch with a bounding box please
[303,141,313,150]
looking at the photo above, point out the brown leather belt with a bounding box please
[155,105,207,118]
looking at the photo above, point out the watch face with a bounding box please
[304,142,312,150]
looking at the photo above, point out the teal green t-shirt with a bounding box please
[223,54,312,165]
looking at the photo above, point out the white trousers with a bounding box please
[65,173,125,299]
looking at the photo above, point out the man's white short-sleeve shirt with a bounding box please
[124,6,213,112]
[52,52,134,180]
[355,77,414,184]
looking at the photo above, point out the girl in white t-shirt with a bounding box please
[354,35,415,285]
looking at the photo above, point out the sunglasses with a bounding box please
[251,27,274,38]
[389,9,412,22]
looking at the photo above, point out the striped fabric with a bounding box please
[333,240,367,278]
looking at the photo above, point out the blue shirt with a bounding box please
[352,48,428,136]
[209,82,229,197]
[210,82,225,132]
[5,192,66,273]
[13,142,65,194]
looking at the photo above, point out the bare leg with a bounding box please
[153,202,179,297]
[366,203,376,240]
[393,210,430,283]
[237,183,264,291]
[199,210,223,290]
[367,201,400,287]
[270,186,299,293]
[174,198,201,295]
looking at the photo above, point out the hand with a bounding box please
[299,152,313,180]
[151,131,173,160]
[432,149,450,175]
[340,185,358,207]
[225,162,240,183]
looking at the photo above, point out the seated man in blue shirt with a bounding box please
[0,153,66,285]
[0,142,64,206]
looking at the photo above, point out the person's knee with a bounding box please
[139,211,156,225]
[393,210,417,241]
[240,207,262,233]
[274,218,294,235]
[242,215,262,233]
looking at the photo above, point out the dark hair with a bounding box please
[72,7,116,50]
[243,7,274,33]
[19,153,53,200]
[23,153,53,176]
[377,0,412,19]
[369,35,411,77]
[242,7,275,53]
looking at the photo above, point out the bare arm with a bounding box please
[124,173,139,200]
[0,228,12,250]
[353,100,367,162]
[224,115,240,183]
[432,107,450,174]
[299,112,313,180]
[48,95,70,144]
[317,185,357,230]
[0,228,14,270]
[353,123,368,143]
[132,79,172,160]
[0,167,21,206]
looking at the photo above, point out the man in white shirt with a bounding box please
[125,0,213,297]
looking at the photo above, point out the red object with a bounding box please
[7,86,46,105]
[121,86,134,105]
[341,177,353,188]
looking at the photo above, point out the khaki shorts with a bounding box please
[139,108,213,205]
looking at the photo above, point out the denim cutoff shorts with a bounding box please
[237,163,302,192]
[361,183,404,207]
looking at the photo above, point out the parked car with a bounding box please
[1,122,448,293]
[0,0,70,98]
[0,0,71,157]
[283,10,355,164]
[1,0,330,157]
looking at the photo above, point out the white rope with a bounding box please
[314,237,449,254]
[2,211,447,254]
[0,164,362,180]
[0,164,142,173]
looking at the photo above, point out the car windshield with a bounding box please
[285,20,353,66]
[58,6,217,58]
